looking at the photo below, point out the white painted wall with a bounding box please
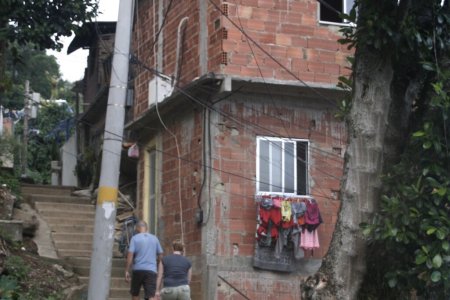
[61,134,78,186]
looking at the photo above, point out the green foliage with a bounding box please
[361,71,450,298]
[336,0,450,298]
[0,276,19,300]
[25,102,73,184]
[1,45,61,109]
[335,57,354,120]
[1,254,64,300]
[0,0,98,51]
[0,137,21,195]
[5,256,29,281]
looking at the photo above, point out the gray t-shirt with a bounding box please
[162,254,191,287]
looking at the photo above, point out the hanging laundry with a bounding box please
[281,200,292,222]
[305,198,323,232]
[291,202,306,225]
[300,229,320,250]
[291,226,304,260]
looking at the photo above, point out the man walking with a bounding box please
[125,221,163,300]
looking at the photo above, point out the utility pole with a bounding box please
[87,1,133,299]
[22,80,29,176]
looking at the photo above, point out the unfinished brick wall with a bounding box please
[209,92,345,298]
[213,95,345,257]
[132,0,353,123]
[135,106,206,299]
[132,0,212,119]
[221,0,353,84]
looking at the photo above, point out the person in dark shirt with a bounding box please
[156,240,192,300]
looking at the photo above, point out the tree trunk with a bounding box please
[301,45,423,299]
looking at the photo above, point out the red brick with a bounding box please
[307,38,340,51]
[307,61,325,72]
[291,36,308,47]
[275,34,292,46]
[258,0,276,9]
[281,23,314,36]
[324,63,340,75]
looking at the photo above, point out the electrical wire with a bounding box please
[150,0,184,245]
[92,15,347,165]
[133,59,345,183]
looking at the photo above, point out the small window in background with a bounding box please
[319,0,354,24]
[256,137,309,196]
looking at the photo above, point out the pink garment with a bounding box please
[300,229,320,250]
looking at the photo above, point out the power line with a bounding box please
[92,7,347,165]
[75,115,339,201]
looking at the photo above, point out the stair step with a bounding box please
[55,241,93,251]
[58,249,123,258]
[38,209,95,218]
[58,249,92,257]
[109,287,130,298]
[30,194,92,205]
[51,224,95,234]
[78,278,128,300]
[36,202,95,212]
[52,233,94,242]
[45,217,95,226]
[21,184,75,196]
[74,265,125,277]
[79,276,128,288]
[66,257,126,267]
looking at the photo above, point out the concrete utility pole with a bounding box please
[87,1,133,299]
[21,80,30,176]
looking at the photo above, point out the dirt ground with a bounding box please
[0,236,83,300]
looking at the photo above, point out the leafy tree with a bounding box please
[1,45,61,108]
[16,102,73,184]
[302,1,450,299]
[0,0,98,94]
[0,0,98,51]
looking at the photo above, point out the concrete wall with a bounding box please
[61,134,78,187]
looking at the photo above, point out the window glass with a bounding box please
[256,137,308,195]
[259,140,270,192]
[319,0,355,23]
[271,141,283,193]
[284,142,295,194]
[297,142,308,196]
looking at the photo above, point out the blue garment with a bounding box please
[128,233,163,272]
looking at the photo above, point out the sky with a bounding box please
[47,0,120,82]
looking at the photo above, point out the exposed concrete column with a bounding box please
[201,107,220,300]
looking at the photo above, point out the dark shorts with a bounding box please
[130,270,157,298]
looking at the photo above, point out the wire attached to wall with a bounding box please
[151,0,185,246]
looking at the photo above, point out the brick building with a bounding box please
[127,0,352,299]
[68,22,137,189]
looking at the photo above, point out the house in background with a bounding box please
[68,22,137,194]
[127,0,352,299]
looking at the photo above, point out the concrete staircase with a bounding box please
[22,184,129,300]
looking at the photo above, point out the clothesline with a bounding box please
[255,192,315,203]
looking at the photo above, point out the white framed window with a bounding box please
[319,0,355,24]
[256,137,309,196]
